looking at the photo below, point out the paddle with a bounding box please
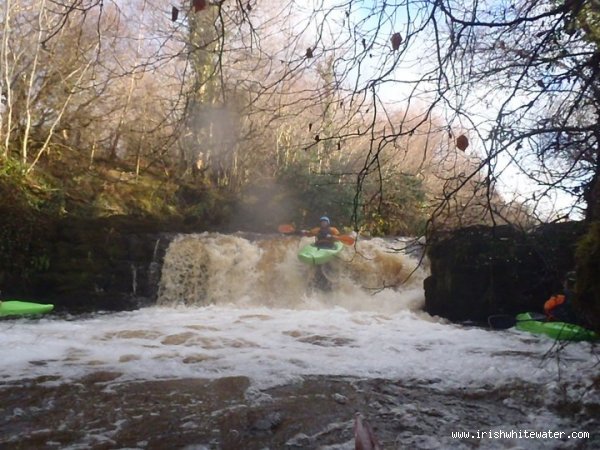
[332,234,356,245]
[277,224,355,245]
[277,224,297,234]
[487,313,546,330]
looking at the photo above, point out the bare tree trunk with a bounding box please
[108,1,147,161]
[1,0,14,158]
[21,0,47,166]
[89,141,97,169]
[135,103,147,182]
[27,44,99,174]
[585,144,600,222]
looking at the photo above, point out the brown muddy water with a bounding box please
[1,374,598,449]
[2,235,598,449]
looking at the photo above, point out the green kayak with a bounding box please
[298,241,344,265]
[515,312,599,342]
[0,300,54,317]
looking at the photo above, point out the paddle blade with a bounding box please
[335,235,355,245]
[354,413,381,450]
[278,224,296,234]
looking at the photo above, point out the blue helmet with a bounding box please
[319,216,330,224]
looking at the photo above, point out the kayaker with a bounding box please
[544,271,578,323]
[302,216,340,248]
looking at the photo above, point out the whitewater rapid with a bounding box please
[1,305,597,397]
[156,233,426,312]
[1,233,598,449]
[1,233,597,400]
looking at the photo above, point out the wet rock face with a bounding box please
[424,222,587,323]
[3,215,172,312]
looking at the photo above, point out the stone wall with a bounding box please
[1,215,173,312]
[423,222,588,323]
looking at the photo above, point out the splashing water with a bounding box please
[157,233,426,312]
[1,233,596,391]
[0,233,597,449]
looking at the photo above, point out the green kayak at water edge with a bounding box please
[0,300,54,317]
[515,312,599,341]
[297,241,344,265]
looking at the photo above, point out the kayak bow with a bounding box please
[0,300,54,318]
[297,241,344,265]
[514,312,598,341]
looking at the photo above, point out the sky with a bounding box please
[321,0,586,220]
[19,0,579,221]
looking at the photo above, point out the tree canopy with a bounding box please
[1,0,598,232]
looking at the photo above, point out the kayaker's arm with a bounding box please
[304,227,339,237]
[302,227,321,236]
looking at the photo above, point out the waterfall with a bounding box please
[157,233,427,312]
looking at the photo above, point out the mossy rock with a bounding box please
[575,221,600,331]
[425,222,588,322]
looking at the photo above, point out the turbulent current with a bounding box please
[1,233,598,449]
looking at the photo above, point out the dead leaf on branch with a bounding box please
[391,33,402,50]
[193,0,206,12]
[456,135,469,151]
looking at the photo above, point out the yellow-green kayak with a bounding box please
[297,241,344,265]
[0,300,54,317]
[515,312,598,341]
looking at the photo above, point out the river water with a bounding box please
[1,234,598,449]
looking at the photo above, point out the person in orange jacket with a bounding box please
[544,271,578,323]
[302,216,340,248]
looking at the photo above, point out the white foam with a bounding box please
[156,233,428,313]
[1,306,596,394]
[1,234,595,396]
